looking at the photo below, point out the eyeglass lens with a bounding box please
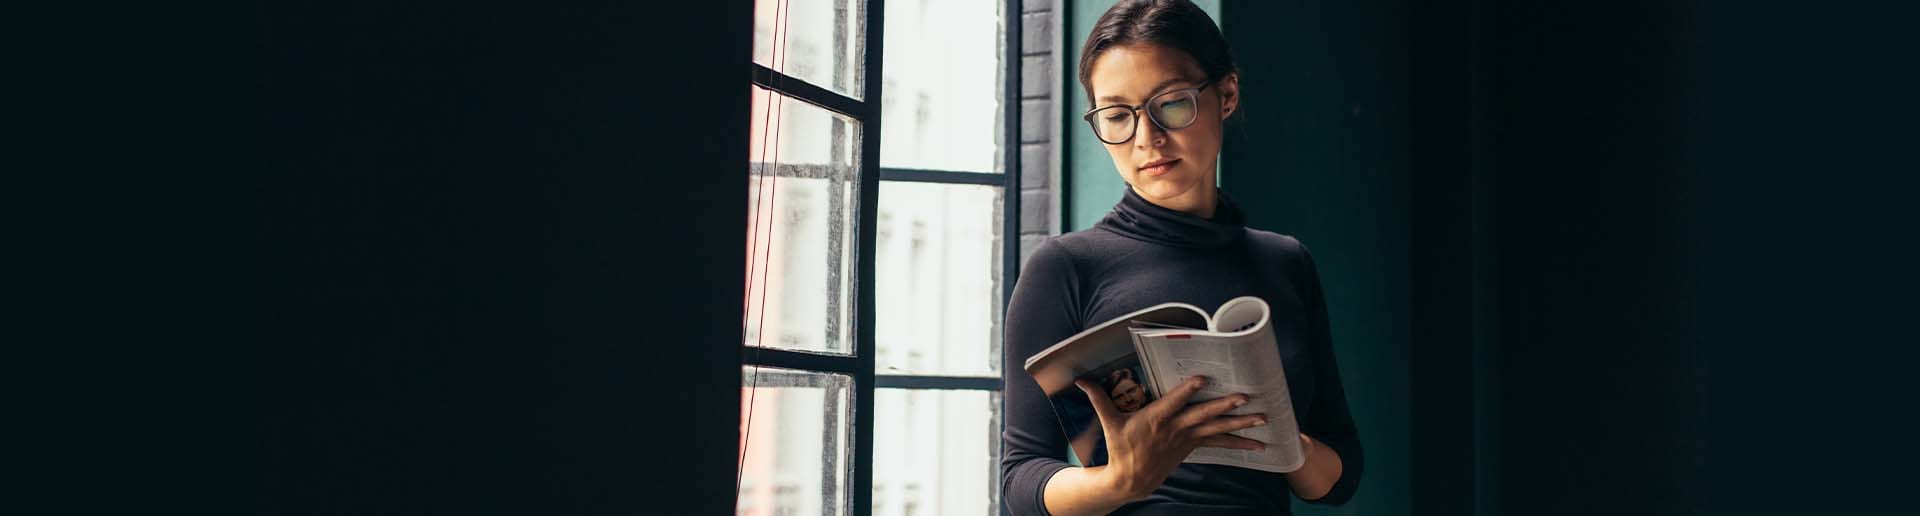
[1090,89,1200,144]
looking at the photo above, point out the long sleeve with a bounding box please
[1294,243,1364,505]
[1000,239,1085,516]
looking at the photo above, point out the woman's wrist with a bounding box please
[1077,465,1138,503]
[1093,464,1150,502]
[1286,434,1341,501]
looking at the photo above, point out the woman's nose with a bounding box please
[1134,111,1167,147]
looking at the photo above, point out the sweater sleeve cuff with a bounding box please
[1004,460,1073,516]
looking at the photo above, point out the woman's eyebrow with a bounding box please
[1096,77,1198,105]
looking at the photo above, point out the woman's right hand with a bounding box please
[1076,375,1268,500]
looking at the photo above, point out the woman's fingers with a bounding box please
[1074,379,1123,428]
[1190,413,1268,437]
[1196,434,1266,451]
[1141,375,1209,420]
[1169,393,1250,429]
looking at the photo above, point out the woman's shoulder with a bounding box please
[1018,227,1147,289]
[1241,227,1311,257]
[1018,233,1086,280]
[1027,226,1132,264]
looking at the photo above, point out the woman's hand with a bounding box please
[1077,375,1268,500]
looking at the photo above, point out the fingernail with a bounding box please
[1252,418,1267,426]
[1232,397,1247,408]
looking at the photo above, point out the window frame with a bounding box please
[742,0,1023,514]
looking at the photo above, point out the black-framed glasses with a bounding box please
[1081,80,1215,145]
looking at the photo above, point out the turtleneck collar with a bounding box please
[1097,186,1247,248]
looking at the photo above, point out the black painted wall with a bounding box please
[1463,2,1918,513]
[1223,0,1919,514]
[1438,1,1919,514]
[256,1,748,513]
[1473,1,1701,513]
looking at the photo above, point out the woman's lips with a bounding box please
[1139,158,1180,176]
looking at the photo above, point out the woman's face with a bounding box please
[1085,43,1238,212]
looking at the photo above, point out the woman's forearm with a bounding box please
[1286,435,1344,501]
[1043,437,1344,513]
[1042,466,1136,516]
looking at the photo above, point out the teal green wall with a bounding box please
[1064,1,1411,515]
[1216,2,1410,515]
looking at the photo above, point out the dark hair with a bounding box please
[1077,0,1237,109]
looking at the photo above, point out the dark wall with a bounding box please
[1473,1,1701,514]
[256,1,748,513]
[1419,1,1920,515]
[1684,2,1919,513]
[1226,0,1920,514]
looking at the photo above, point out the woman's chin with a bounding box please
[1134,176,1202,202]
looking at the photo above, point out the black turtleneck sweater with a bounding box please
[1000,187,1363,515]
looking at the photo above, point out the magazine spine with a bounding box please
[1130,330,1164,399]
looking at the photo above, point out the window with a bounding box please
[739,1,1023,515]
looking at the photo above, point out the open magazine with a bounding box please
[1021,296,1304,473]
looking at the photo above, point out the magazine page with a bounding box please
[1022,303,1207,396]
[1056,351,1151,467]
[1210,295,1269,333]
[1133,297,1305,473]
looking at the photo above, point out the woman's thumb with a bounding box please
[1076,379,1121,424]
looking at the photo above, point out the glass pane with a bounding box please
[754,0,866,100]
[875,182,1003,377]
[880,0,1005,172]
[746,86,861,355]
[738,367,854,516]
[873,389,999,516]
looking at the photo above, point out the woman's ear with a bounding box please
[1217,73,1240,120]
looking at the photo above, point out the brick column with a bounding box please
[1018,0,1062,268]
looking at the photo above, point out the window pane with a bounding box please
[746,86,860,355]
[873,389,999,516]
[880,0,1005,172]
[754,0,866,100]
[875,182,1003,377]
[739,367,854,516]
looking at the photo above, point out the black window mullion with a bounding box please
[996,1,1023,513]
[752,64,871,120]
[850,1,883,515]
[877,167,1008,186]
[1001,0,1023,310]
[743,347,859,375]
[873,375,1002,391]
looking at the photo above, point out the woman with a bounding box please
[1000,1,1363,514]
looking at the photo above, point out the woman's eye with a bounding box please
[1160,98,1192,110]
[1104,114,1129,123]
